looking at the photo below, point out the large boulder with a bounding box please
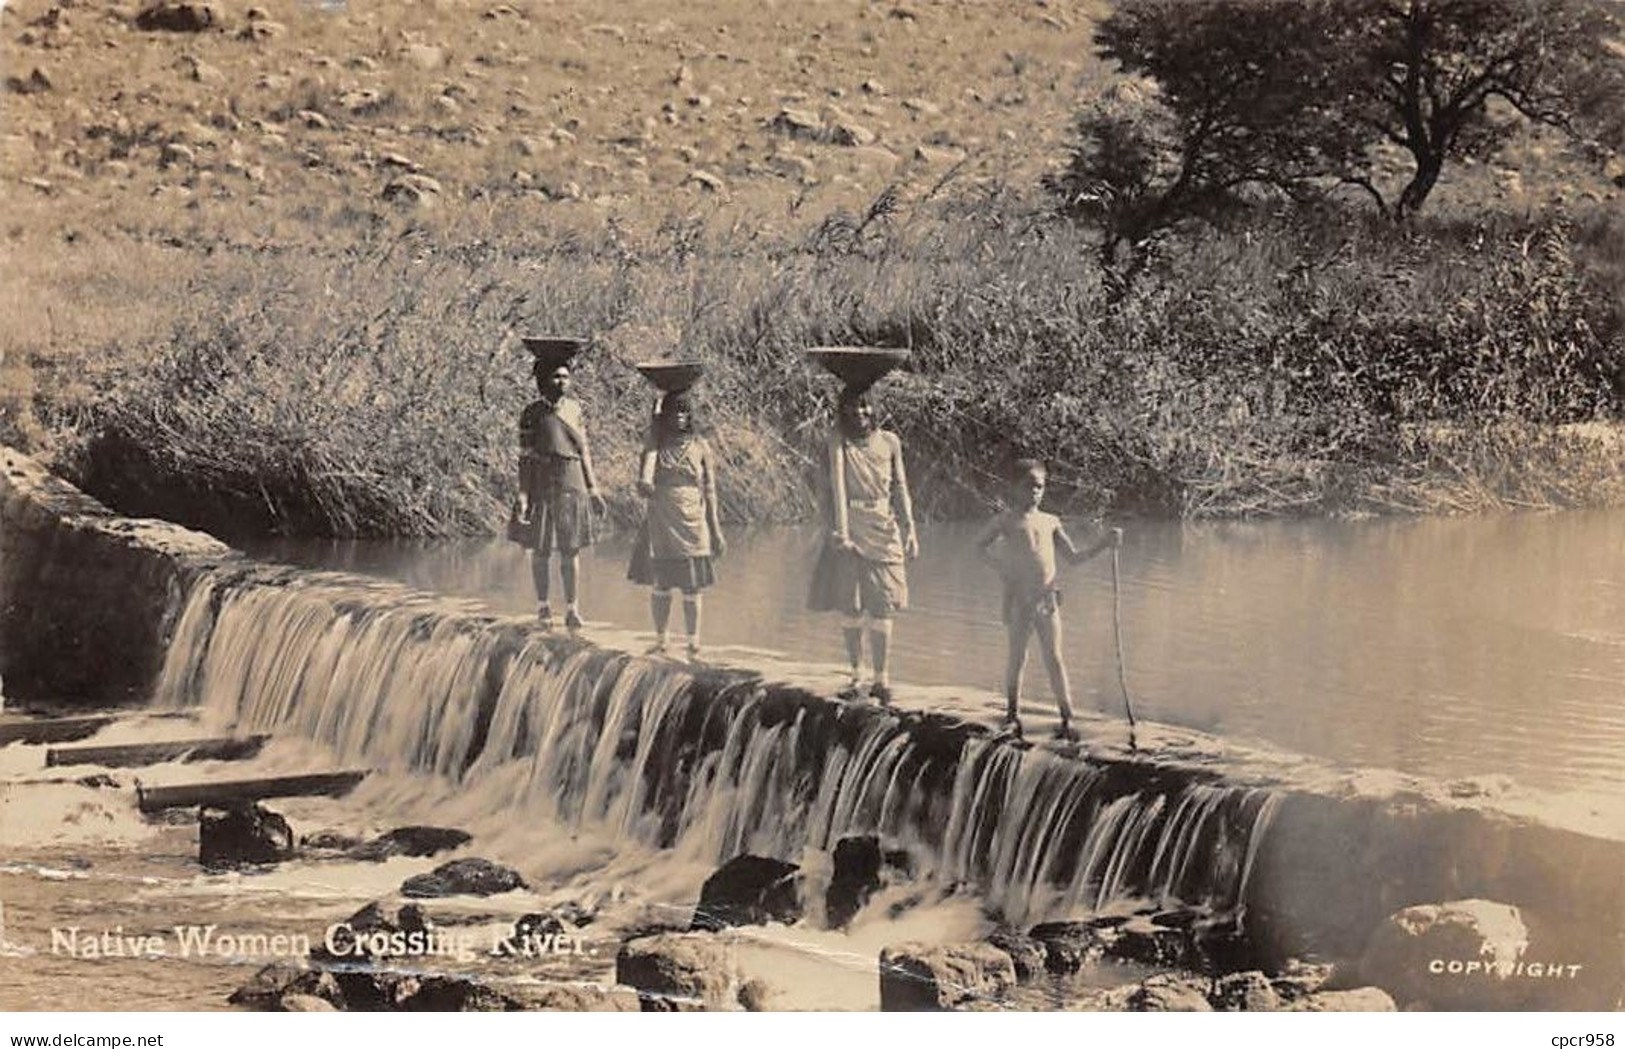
[1357,899,1529,1009]
[199,802,293,868]
[1287,988,1398,1011]
[690,854,801,932]
[878,942,1016,1011]
[1126,973,1213,1012]
[985,926,1046,983]
[350,826,471,862]
[400,857,525,898]
[506,983,640,1012]
[228,964,346,1011]
[1210,970,1283,1012]
[616,932,739,1011]
[825,836,913,929]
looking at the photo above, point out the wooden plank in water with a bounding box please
[46,735,271,769]
[136,770,369,813]
[0,711,195,748]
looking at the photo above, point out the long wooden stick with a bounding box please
[47,735,270,769]
[1111,545,1139,753]
[136,770,368,813]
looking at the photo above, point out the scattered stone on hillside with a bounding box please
[985,927,1046,983]
[134,3,217,32]
[245,7,269,20]
[860,79,887,96]
[914,144,965,165]
[686,168,725,193]
[380,175,445,206]
[1287,988,1397,1011]
[616,932,739,1011]
[401,43,446,70]
[337,89,385,115]
[770,106,822,140]
[585,23,627,41]
[5,67,53,94]
[1358,899,1529,1009]
[686,93,712,109]
[550,127,577,145]
[298,110,332,130]
[879,942,1015,1011]
[180,56,224,85]
[1211,970,1282,1012]
[691,854,799,930]
[1126,973,1213,1012]
[889,5,920,21]
[346,55,379,71]
[434,95,461,116]
[672,63,692,87]
[239,21,282,41]
[900,97,942,116]
[483,4,523,18]
[848,146,900,172]
[826,109,875,147]
[400,856,523,897]
[766,151,815,181]
[377,151,422,173]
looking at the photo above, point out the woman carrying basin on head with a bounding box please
[628,360,725,661]
[805,347,919,706]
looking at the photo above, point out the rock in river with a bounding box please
[400,857,525,898]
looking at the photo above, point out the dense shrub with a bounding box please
[11,193,1624,537]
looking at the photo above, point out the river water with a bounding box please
[245,511,1625,806]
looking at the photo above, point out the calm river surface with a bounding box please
[245,511,1625,804]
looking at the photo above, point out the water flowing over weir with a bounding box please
[154,567,1282,927]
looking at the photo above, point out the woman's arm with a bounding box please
[827,432,852,548]
[701,440,725,556]
[889,432,919,559]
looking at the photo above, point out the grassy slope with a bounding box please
[1,0,1622,536]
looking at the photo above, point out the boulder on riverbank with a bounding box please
[401,857,525,898]
[690,854,801,932]
[616,932,740,1011]
[878,942,1016,1011]
[199,801,293,868]
[1356,899,1529,1009]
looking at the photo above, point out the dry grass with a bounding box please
[2,0,1622,537]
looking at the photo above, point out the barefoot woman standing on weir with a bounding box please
[806,348,919,705]
[515,336,607,631]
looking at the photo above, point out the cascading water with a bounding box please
[155,566,1282,927]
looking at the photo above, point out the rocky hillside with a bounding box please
[0,0,1119,227]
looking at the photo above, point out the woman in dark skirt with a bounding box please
[628,380,725,659]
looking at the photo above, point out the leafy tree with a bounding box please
[1348,0,1625,215]
[1054,0,1625,252]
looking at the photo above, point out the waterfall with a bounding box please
[155,568,1282,927]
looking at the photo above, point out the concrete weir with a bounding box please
[2,445,1622,1008]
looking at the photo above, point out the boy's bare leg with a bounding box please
[1004,613,1035,720]
[649,588,673,650]
[1034,610,1075,726]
